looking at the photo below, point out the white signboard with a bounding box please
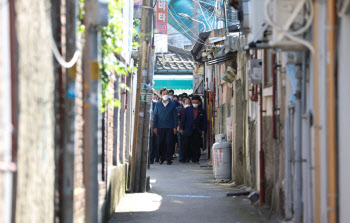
[154,34,168,53]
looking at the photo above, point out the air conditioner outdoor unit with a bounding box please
[266,0,313,51]
[236,0,312,51]
[239,0,267,43]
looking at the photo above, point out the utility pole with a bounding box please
[84,0,108,222]
[62,0,77,222]
[130,0,154,193]
[192,0,199,44]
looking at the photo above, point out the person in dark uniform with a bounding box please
[150,93,159,164]
[180,95,207,164]
[167,92,179,159]
[178,98,191,163]
[153,88,178,165]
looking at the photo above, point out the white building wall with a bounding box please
[122,0,134,65]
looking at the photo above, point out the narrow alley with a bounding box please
[110,157,280,223]
[2,0,350,223]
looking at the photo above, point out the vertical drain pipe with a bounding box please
[285,104,295,220]
[326,1,337,222]
[313,1,321,221]
[259,83,265,205]
[295,64,303,223]
[269,53,277,218]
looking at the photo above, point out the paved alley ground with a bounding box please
[109,157,281,223]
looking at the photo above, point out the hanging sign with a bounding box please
[134,0,142,8]
[156,0,168,34]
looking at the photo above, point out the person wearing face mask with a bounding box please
[150,93,159,164]
[153,88,178,165]
[168,89,174,100]
[177,98,191,162]
[152,93,158,110]
[172,95,182,159]
[180,95,207,164]
[168,89,180,107]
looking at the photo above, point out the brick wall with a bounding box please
[74,52,85,223]
[98,75,129,221]
[99,76,115,220]
[108,78,115,167]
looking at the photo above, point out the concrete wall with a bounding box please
[14,0,55,222]
[108,165,126,218]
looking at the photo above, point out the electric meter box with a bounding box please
[248,59,263,83]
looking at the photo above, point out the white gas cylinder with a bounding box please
[212,138,231,183]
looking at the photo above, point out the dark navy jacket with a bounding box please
[180,106,207,136]
[173,101,180,107]
[152,101,156,111]
[153,100,178,129]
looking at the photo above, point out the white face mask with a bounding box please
[179,101,183,105]
[162,95,169,101]
[152,100,158,103]
[192,103,198,108]
[169,95,174,100]
[184,104,190,108]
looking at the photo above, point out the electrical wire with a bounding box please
[166,24,192,49]
[264,0,315,54]
[338,0,350,17]
[168,6,213,46]
[180,0,212,31]
[198,0,216,7]
[51,37,80,68]
[287,0,314,36]
[199,0,218,29]
[43,0,80,68]
[168,5,212,45]
[198,0,213,30]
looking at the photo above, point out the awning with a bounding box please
[153,75,193,90]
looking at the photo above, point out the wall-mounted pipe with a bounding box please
[269,53,277,218]
[326,0,338,222]
[285,104,295,220]
[259,84,265,205]
[295,64,303,223]
[9,0,18,221]
[313,1,321,222]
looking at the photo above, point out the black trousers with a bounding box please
[172,134,178,155]
[157,128,174,162]
[150,132,158,161]
[183,132,202,162]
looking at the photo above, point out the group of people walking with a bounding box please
[150,88,207,165]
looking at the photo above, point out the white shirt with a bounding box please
[162,100,169,107]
